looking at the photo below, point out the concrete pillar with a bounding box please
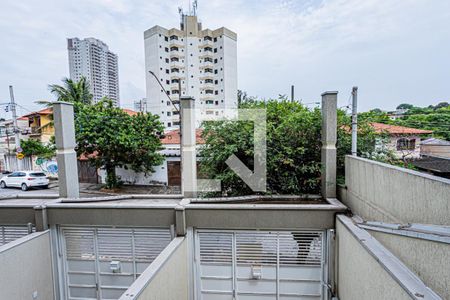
[180,97,197,198]
[321,91,338,199]
[53,102,80,198]
[34,205,48,231]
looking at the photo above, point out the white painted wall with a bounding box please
[0,231,54,300]
[336,218,417,300]
[98,156,180,185]
[344,156,450,225]
[119,237,188,300]
[369,230,449,299]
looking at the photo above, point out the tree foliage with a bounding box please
[75,99,165,188]
[199,100,386,196]
[48,77,93,105]
[20,138,55,159]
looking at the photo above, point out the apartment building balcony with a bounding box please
[170,53,184,59]
[170,61,184,69]
[199,40,214,48]
[199,52,213,59]
[169,40,184,48]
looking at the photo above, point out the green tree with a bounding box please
[75,99,165,188]
[20,138,55,159]
[396,103,414,110]
[48,77,93,105]
[199,100,387,196]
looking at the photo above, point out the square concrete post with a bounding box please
[180,97,197,198]
[321,91,338,199]
[53,102,80,198]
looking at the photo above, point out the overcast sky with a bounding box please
[0,0,449,118]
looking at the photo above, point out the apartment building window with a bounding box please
[165,36,168,41]
[214,69,218,74]
[214,48,218,53]
[171,68,179,73]
[172,90,179,95]
[215,90,218,95]
[214,37,217,42]
[166,69,169,74]
[204,36,212,41]
[170,46,179,51]
[215,101,219,105]
[205,57,213,62]
[205,68,213,73]
[206,100,214,105]
[168,122,171,127]
[205,79,213,84]
[165,58,169,63]
[214,59,218,63]
[165,47,169,52]
[171,57,179,62]
[166,91,170,95]
[173,111,180,115]
[167,112,171,116]
[204,47,213,52]
[215,80,218,84]
[205,90,214,94]
[167,101,171,106]
[166,80,170,85]
[174,121,180,126]
[171,79,179,83]
[170,35,178,40]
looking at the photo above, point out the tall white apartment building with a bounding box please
[67,37,120,105]
[144,12,237,128]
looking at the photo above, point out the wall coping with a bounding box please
[0,230,49,253]
[346,155,450,185]
[337,215,441,300]
[119,236,185,300]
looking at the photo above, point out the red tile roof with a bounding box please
[122,108,138,116]
[161,129,204,144]
[370,122,432,135]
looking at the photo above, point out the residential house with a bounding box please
[371,122,432,159]
[24,108,55,144]
[0,117,30,171]
[98,128,204,186]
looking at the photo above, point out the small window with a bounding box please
[170,35,178,40]
[215,90,218,95]
[170,46,179,51]
[214,59,218,63]
[214,37,217,42]
[165,58,169,63]
[396,138,416,151]
[168,122,172,127]
[166,69,169,74]
[164,36,168,41]
[165,47,169,52]
[214,48,217,53]
[214,69,218,74]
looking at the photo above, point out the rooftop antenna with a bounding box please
[193,0,198,15]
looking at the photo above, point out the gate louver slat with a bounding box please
[62,227,172,300]
[0,225,34,246]
[199,232,232,264]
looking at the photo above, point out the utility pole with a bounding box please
[291,85,295,102]
[9,85,23,170]
[351,86,358,156]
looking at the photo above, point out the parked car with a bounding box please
[0,171,49,191]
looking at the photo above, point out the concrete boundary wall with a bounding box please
[368,229,449,299]
[0,230,54,300]
[336,215,440,300]
[344,156,450,225]
[119,237,188,300]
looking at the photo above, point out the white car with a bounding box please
[0,171,50,191]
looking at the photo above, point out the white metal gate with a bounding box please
[0,224,34,246]
[195,230,326,300]
[60,226,173,300]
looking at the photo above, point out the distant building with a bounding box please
[420,138,450,158]
[67,37,120,105]
[144,9,237,128]
[371,122,432,158]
